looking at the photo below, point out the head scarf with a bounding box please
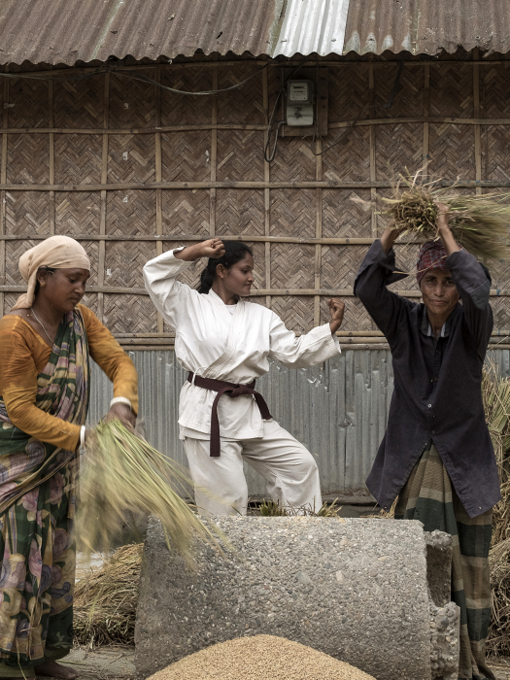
[416,241,450,287]
[12,235,90,310]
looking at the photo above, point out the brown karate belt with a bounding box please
[187,372,272,457]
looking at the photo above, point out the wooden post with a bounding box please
[210,61,218,236]
[263,65,271,310]
[369,62,377,237]
[422,64,430,176]
[48,80,55,234]
[473,49,482,196]
[155,70,164,333]
[97,74,110,322]
[0,69,8,317]
[314,75,323,328]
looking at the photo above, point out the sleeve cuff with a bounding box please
[331,332,342,354]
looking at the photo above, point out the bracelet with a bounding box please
[110,396,133,410]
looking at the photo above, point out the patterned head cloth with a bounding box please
[12,235,90,310]
[416,241,450,287]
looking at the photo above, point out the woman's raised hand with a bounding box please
[175,239,226,261]
[328,298,345,335]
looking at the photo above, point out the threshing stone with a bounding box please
[135,516,460,680]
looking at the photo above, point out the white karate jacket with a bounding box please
[143,249,341,441]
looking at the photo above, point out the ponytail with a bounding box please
[199,268,215,294]
[198,241,253,294]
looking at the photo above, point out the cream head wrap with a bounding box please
[12,235,90,310]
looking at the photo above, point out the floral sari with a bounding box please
[0,310,89,675]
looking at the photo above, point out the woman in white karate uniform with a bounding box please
[143,239,345,516]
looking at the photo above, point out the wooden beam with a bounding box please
[97,73,110,322]
[3,179,510,191]
[154,70,164,333]
[0,69,8,317]
[263,66,271,311]
[209,60,218,237]
[422,64,430,175]
[1,285,509,298]
[473,50,482,197]
[3,58,509,81]
[3,116,510,136]
[48,80,55,234]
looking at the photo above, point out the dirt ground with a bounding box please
[35,647,510,680]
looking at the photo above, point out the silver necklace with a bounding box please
[29,307,54,346]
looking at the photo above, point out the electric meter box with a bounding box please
[286,79,314,127]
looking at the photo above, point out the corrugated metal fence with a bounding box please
[87,349,510,499]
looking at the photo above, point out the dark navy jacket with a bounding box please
[354,240,500,518]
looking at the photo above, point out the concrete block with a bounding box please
[135,516,460,680]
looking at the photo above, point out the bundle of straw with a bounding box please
[74,543,142,646]
[76,420,222,565]
[483,366,510,546]
[482,366,510,655]
[380,172,510,261]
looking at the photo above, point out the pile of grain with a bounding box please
[147,635,375,680]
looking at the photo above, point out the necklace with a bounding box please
[29,307,54,346]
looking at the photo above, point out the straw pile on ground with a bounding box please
[74,544,142,646]
[146,635,375,680]
[379,172,510,262]
[484,368,510,655]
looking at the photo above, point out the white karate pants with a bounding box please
[183,420,322,516]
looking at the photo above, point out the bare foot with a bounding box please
[34,661,78,680]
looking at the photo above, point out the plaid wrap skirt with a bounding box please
[395,441,494,680]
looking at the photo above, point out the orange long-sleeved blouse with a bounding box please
[0,304,138,451]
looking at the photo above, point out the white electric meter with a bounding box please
[286,79,314,126]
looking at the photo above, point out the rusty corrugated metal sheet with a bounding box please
[0,0,281,66]
[343,0,510,56]
[1,0,510,67]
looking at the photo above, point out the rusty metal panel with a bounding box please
[87,347,510,500]
[343,0,510,56]
[86,349,394,498]
[0,0,280,66]
[2,0,510,67]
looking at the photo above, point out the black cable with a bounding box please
[0,62,270,96]
[114,63,270,96]
[263,58,309,163]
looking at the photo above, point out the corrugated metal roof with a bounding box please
[274,0,350,58]
[343,0,510,57]
[1,0,510,67]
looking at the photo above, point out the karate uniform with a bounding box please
[143,248,341,515]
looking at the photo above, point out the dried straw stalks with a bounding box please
[485,367,510,656]
[76,420,223,565]
[379,172,510,261]
[74,544,142,646]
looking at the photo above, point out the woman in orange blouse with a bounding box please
[0,236,138,680]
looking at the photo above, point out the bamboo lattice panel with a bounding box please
[2,56,510,346]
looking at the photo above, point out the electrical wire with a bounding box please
[263,58,309,163]
[0,61,270,96]
[113,62,269,95]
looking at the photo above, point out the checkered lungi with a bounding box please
[395,441,494,680]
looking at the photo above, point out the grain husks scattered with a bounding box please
[147,635,375,680]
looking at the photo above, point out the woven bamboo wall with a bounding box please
[2,54,510,349]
